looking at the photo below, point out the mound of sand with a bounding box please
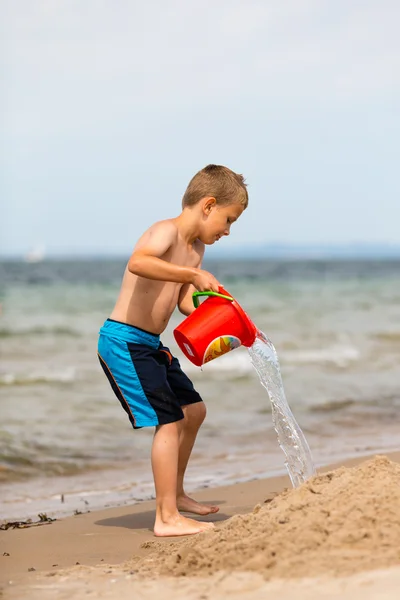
[134,456,400,579]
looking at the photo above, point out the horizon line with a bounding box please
[1,246,400,262]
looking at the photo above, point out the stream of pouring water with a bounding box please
[248,329,316,487]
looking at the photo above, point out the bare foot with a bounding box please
[154,513,215,537]
[177,494,220,515]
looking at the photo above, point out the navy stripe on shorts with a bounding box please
[97,319,202,429]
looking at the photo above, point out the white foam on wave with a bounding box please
[285,344,360,367]
[0,367,76,386]
[180,350,252,375]
[181,343,360,374]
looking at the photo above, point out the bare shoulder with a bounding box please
[134,219,178,248]
[147,219,179,237]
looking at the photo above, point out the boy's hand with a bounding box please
[192,269,220,292]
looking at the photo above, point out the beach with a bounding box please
[2,451,400,599]
[3,0,400,594]
[1,258,400,597]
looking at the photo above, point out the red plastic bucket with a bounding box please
[173,287,257,366]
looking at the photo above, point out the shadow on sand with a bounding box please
[95,500,230,532]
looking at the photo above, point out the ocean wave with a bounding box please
[284,345,360,367]
[0,326,81,338]
[0,456,111,483]
[182,343,360,375]
[372,331,400,343]
[309,399,356,412]
[0,367,76,386]
[0,437,120,483]
[182,351,253,376]
[309,393,399,417]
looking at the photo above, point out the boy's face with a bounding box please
[200,199,244,245]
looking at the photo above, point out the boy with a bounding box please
[98,164,248,536]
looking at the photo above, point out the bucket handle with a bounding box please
[192,291,234,309]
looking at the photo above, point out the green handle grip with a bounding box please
[192,290,234,309]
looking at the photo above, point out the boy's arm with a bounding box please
[177,283,197,316]
[128,221,219,291]
[178,245,206,316]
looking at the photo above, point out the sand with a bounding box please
[2,452,400,599]
[5,565,400,599]
[134,455,400,579]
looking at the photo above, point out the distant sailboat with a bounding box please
[25,244,46,263]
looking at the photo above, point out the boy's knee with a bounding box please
[183,402,206,428]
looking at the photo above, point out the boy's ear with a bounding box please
[202,197,217,214]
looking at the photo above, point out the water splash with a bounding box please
[248,329,316,487]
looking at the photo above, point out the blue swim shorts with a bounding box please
[98,319,202,429]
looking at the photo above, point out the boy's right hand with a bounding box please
[191,269,221,292]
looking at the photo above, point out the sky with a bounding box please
[1,0,400,258]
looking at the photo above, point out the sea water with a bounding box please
[248,329,316,487]
[2,258,400,519]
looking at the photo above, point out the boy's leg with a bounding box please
[151,420,215,537]
[98,330,214,536]
[159,347,219,516]
[176,402,219,515]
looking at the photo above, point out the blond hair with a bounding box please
[182,164,248,208]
